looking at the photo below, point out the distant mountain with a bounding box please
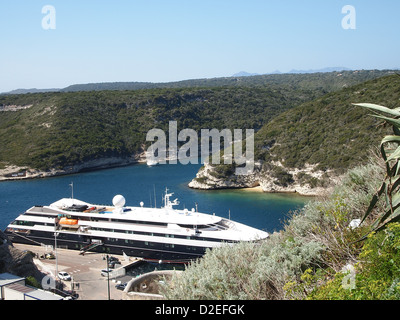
[3,88,61,94]
[232,71,259,77]
[287,67,351,74]
[1,68,394,95]
[232,67,351,78]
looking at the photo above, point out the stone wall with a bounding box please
[123,270,181,300]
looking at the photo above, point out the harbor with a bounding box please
[0,162,307,235]
[13,243,171,300]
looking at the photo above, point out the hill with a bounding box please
[190,74,400,194]
[0,86,314,176]
[60,69,394,92]
[0,70,397,180]
[1,69,393,94]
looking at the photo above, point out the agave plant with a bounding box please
[354,103,400,233]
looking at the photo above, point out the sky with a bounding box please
[0,0,399,92]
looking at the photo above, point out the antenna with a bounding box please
[149,191,152,208]
[69,182,74,200]
[154,185,157,208]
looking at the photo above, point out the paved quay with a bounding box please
[14,243,139,300]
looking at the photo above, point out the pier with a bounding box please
[13,243,144,300]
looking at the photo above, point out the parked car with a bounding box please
[108,256,119,263]
[45,253,55,259]
[61,291,79,300]
[115,282,127,290]
[58,271,71,281]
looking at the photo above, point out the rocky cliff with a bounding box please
[188,161,336,196]
[0,230,42,279]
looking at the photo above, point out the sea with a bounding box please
[0,162,308,233]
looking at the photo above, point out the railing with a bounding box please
[79,241,103,255]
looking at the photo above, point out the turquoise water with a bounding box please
[0,163,308,232]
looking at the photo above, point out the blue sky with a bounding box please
[0,0,399,92]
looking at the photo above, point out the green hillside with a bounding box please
[0,70,396,173]
[0,86,313,170]
[254,74,400,174]
[61,69,391,92]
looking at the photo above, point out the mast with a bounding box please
[154,185,157,208]
[69,182,74,200]
[164,187,179,209]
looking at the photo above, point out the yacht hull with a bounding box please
[5,229,205,263]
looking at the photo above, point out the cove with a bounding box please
[0,163,308,232]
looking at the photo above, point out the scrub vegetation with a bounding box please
[0,70,395,173]
[161,159,387,299]
[161,101,400,300]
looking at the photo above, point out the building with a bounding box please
[0,273,63,300]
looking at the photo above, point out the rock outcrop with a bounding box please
[0,230,42,279]
[188,161,336,196]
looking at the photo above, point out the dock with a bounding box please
[109,258,144,278]
[13,243,144,300]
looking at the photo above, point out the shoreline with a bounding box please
[1,160,325,198]
[210,185,319,197]
[187,161,330,197]
[242,187,317,196]
[239,186,264,192]
[0,158,147,182]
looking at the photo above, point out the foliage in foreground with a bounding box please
[162,101,400,300]
[305,223,400,300]
[354,103,400,233]
[161,161,387,299]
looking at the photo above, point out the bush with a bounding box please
[269,166,294,187]
[160,236,323,300]
[308,223,400,300]
[26,276,41,289]
[162,161,386,300]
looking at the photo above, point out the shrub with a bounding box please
[308,223,400,300]
[26,276,41,289]
[162,161,386,300]
[160,235,323,300]
[270,166,294,187]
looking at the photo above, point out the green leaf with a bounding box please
[387,146,400,161]
[375,210,400,233]
[361,181,386,224]
[381,135,400,145]
[392,192,400,207]
[380,143,391,173]
[373,115,400,128]
[396,162,400,177]
[391,176,400,193]
[354,103,400,117]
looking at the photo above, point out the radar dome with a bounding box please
[113,195,126,208]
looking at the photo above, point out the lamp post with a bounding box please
[54,217,59,280]
[106,254,110,300]
[54,232,59,276]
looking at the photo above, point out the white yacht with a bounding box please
[4,189,268,263]
[146,159,159,166]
